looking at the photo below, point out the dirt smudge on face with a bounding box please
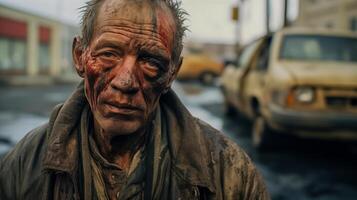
[78,0,180,137]
[82,48,111,110]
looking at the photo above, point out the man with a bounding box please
[0,0,269,199]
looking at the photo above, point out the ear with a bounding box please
[72,36,85,77]
[164,57,183,93]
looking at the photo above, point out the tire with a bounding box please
[220,87,235,116]
[223,101,235,116]
[252,116,273,151]
[199,72,215,85]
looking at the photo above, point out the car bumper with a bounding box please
[269,105,357,130]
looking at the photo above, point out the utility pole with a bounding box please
[283,0,289,27]
[231,5,241,56]
[266,0,270,34]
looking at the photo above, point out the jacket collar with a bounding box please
[42,82,215,192]
[160,90,215,192]
[43,82,86,173]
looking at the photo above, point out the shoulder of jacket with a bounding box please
[194,117,253,167]
[194,118,244,150]
[0,123,52,199]
[195,121,270,200]
[2,123,49,163]
[0,103,64,171]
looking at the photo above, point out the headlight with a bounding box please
[294,87,315,103]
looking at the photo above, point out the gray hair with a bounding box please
[79,0,188,63]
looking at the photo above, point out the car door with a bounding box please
[223,40,263,111]
[241,36,273,119]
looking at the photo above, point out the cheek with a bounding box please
[83,51,110,108]
[139,72,171,109]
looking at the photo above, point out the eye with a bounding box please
[138,58,162,79]
[143,57,162,69]
[93,49,121,69]
[138,52,170,79]
[99,51,117,59]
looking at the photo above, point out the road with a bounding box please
[1,81,357,200]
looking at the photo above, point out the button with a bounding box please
[116,191,120,199]
[111,174,117,180]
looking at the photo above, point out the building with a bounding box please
[295,0,357,32]
[237,0,357,46]
[237,0,268,46]
[237,0,299,45]
[181,0,237,62]
[0,4,79,85]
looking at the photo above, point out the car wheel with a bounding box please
[200,72,215,85]
[252,116,273,151]
[221,87,235,116]
[224,101,235,116]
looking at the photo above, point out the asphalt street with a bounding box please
[1,81,357,200]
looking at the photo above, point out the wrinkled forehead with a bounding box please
[94,0,176,49]
[98,0,165,23]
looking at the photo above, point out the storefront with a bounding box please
[0,4,79,84]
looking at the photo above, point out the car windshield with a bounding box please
[280,34,357,63]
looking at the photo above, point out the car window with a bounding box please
[280,34,357,63]
[255,37,272,71]
[238,41,261,68]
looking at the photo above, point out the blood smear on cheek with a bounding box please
[83,50,102,109]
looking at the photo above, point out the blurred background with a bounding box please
[1,0,357,199]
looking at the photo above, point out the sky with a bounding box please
[239,0,299,44]
[0,0,298,44]
[0,0,85,25]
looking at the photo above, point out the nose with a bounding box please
[110,55,140,95]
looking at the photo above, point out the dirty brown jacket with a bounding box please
[0,82,270,200]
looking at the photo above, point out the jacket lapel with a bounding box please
[160,89,216,193]
[43,82,86,173]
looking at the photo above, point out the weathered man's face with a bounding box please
[73,0,179,136]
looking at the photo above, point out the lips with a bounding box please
[103,101,143,116]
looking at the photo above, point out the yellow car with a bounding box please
[178,54,224,84]
[221,27,357,150]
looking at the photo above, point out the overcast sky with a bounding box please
[0,0,85,25]
[0,0,298,44]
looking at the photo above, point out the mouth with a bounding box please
[103,101,143,116]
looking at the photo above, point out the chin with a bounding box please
[100,118,144,136]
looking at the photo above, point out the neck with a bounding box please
[92,119,147,171]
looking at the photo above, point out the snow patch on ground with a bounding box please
[0,112,47,155]
[0,112,47,142]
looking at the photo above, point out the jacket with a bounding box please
[0,82,270,200]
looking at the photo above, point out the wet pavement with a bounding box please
[1,81,357,200]
[0,83,78,155]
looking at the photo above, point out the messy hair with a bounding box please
[79,0,188,63]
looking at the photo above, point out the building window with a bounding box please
[38,26,51,74]
[12,40,26,70]
[0,39,11,70]
[350,17,357,32]
[39,43,50,73]
[0,16,27,74]
[0,38,27,73]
